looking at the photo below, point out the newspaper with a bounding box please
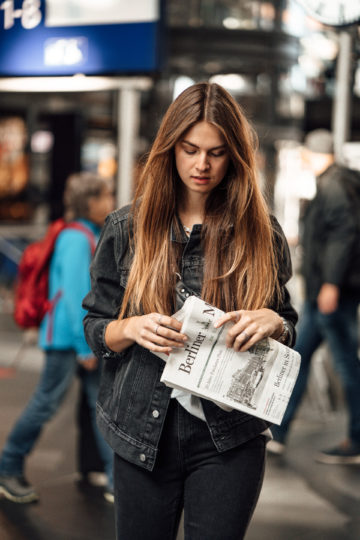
[158,296,301,425]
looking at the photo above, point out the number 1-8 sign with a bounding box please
[1,0,42,30]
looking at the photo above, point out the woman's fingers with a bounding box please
[142,328,187,348]
[137,313,188,353]
[150,314,187,343]
[151,314,184,334]
[226,322,260,350]
[231,328,262,352]
[214,308,282,351]
[213,310,241,328]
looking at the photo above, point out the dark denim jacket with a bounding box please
[83,206,297,471]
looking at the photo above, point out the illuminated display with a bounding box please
[0,0,162,75]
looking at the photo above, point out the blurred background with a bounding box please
[0,1,359,302]
[0,0,359,412]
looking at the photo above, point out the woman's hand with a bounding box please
[79,356,98,371]
[317,283,339,314]
[105,313,188,355]
[214,308,283,352]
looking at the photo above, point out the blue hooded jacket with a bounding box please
[39,219,100,359]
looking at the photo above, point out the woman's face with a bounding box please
[174,121,230,199]
[87,184,115,226]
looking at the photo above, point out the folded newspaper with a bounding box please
[158,296,300,425]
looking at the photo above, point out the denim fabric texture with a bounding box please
[271,298,360,445]
[83,206,298,472]
[0,349,113,488]
[113,399,266,540]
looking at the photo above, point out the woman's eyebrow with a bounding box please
[182,139,227,151]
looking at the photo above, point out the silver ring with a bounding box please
[155,324,160,335]
[241,331,249,341]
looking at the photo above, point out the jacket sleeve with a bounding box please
[83,213,126,361]
[271,216,298,347]
[320,175,357,286]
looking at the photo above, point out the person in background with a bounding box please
[83,82,298,540]
[0,172,115,503]
[269,129,360,463]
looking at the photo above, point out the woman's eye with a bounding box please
[185,149,196,155]
[211,151,225,158]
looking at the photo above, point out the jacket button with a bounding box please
[152,410,160,418]
[139,453,146,462]
[181,288,185,293]
[185,292,190,297]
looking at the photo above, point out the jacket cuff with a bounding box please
[101,320,124,359]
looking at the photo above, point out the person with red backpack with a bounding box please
[0,172,115,504]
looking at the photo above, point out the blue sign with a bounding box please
[0,0,162,76]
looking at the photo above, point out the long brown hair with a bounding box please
[120,82,281,317]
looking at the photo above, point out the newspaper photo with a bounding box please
[159,296,301,425]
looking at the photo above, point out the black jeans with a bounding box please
[114,400,266,540]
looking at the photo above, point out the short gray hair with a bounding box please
[63,171,112,221]
[304,129,334,155]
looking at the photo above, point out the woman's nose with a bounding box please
[196,152,209,170]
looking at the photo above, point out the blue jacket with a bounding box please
[83,206,298,471]
[39,219,100,359]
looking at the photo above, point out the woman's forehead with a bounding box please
[180,121,226,148]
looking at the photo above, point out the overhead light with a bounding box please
[173,76,195,100]
[222,17,241,29]
[300,33,338,61]
[210,74,251,93]
[0,76,153,92]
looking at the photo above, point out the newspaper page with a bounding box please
[159,296,301,425]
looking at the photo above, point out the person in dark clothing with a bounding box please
[83,82,298,540]
[269,129,360,463]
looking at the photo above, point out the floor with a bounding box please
[1,328,360,539]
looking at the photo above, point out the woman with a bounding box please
[83,83,297,539]
[0,172,115,504]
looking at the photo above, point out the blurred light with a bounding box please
[300,33,338,61]
[31,131,54,153]
[282,4,306,36]
[98,142,118,178]
[298,54,323,78]
[45,0,159,26]
[296,170,316,199]
[0,77,152,92]
[44,37,87,66]
[222,17,241,30]
[210,74,251,93]
[290,65,306,93]
[290,94,305,118]
[173,76,195,100]
[342,142,360,171]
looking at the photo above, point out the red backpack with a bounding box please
[14,218,96,329]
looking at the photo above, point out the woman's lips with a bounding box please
[192,176,210,183]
